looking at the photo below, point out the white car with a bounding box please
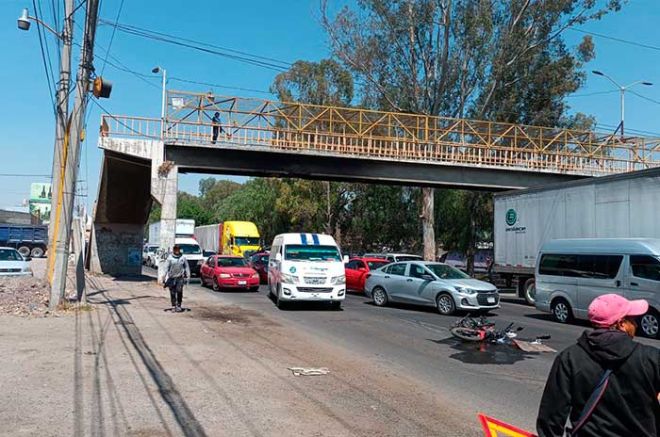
[0,247,32,277]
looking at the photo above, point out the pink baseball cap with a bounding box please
[588,294,649,327]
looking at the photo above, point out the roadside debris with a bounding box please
[288,367,330,376]
[0,276,50,317]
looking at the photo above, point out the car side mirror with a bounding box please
[275,253,282,262]
[343,255,349,263]
[421,274,434,282]
[358,267,367,272]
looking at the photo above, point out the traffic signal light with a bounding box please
[93,76,112,98]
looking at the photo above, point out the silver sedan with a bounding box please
[364,261,499,315]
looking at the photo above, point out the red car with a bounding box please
[247,251,270,284]
[345,257,390,292]
[200,255,260,292]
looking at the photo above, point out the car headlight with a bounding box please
[455,286,477,295]
[331,275,346,285]
[281,273,299,284]
[219,273,231,279]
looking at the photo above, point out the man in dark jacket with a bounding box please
[537,294,660,437]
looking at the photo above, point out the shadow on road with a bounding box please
[266,293,343,312]
[429,337,540,365]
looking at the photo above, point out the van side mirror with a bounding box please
[275,253,282,262]
[343,255,349,263]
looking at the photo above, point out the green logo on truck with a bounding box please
[505,209,517,226]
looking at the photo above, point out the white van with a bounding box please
[268,233,348,309]
[175,237,205,275]
[534,238,660,338]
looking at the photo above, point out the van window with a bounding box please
[540,254,622,279]
[630,255,660,282]
[284,245,341,262]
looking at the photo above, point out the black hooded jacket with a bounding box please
[537,329,660,437]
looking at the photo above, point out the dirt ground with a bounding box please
[0,266,479,437]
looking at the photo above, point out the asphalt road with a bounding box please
[181,277,657,432]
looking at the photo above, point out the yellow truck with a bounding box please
[194,221,261,257]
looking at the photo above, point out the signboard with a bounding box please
[29,182,52,224]
[478,414,535,437]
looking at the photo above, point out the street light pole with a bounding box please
[592,70,653,139]
[152,66,167,139]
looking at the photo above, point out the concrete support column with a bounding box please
[149,140,178,282]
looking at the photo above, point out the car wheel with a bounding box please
[523,278,536,306]
[372,287,388,307]
[30,246,44,258]
[639,311,659,339]
[17,246,31,258]
[212,277,221,292]
[436,293,456,315]
[551,298,573,323]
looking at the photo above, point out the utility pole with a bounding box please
[47,0,74,305]
[49,0,100,308]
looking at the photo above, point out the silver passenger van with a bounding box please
[535,238,660,338]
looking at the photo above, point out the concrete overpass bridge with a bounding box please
[90,90,660,275]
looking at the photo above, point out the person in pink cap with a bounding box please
[537,294,659,437]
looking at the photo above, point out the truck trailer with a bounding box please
[194,221,261,257]
[493,167,660,305]
[0,224,48,258]
[148,219,204,275]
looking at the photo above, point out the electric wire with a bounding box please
[33,0,58,115]
[169,77,274,95]
[99,0,124,75]
[569,27,660,52]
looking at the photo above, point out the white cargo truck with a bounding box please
[148,219,204,276]
[493,167,660,305]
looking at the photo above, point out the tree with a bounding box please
[271,59,354,106]
[322,0,622,269]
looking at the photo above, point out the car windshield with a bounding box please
[0,249,23,261]
[217,257,247,267]
[426,264,470,279]
[367,260,389,269]
[285,245,341,262]
[396,255,422,261]
[235,237,260,246]
[178,244,201,255]
[148,246,158,252]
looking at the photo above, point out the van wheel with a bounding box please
[436,293,456,316]
[30,246,45,258]
[276,285,287,310]
[551,298,573,324]
[523,278,536,306]
[639,311,659,339]
[17,246,31,258]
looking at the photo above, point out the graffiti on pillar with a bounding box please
[127,247,141,266]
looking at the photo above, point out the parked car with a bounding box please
[345,257,390,292]
[248,251,270,284]
[0,247,32,277]
[365,261,499,315]
[535,238,660,338]
[143,245,159,267]
[363,253,423,263]
[200,255,260,292]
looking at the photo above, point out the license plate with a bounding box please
[238,280,247,285]
[487,297,495,304]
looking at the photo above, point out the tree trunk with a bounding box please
[421,187,435,261]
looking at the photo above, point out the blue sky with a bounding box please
[1,0,659,210]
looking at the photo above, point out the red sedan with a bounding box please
[345,257,390,293]
[200,255,260,292]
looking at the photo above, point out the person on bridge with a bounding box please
[536,294,659,437]
[164,245,190,312]
[211,112,225,144]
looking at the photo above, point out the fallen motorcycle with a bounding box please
[450,316,550,345]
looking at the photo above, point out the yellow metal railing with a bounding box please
[99,91,660,176]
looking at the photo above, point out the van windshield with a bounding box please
[178,244,201,255]
[285,245,341,262]
[235,237,260,246]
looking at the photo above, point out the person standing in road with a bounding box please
[536,294,660,437]
[164,245,190,312]
[211,111,224,144]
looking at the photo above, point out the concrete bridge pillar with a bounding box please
[149,141,178,282]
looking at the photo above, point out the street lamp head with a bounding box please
[17,8,31,31]
[642,81,653,86]
[592,70,604,76]
[152,66,160,74]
